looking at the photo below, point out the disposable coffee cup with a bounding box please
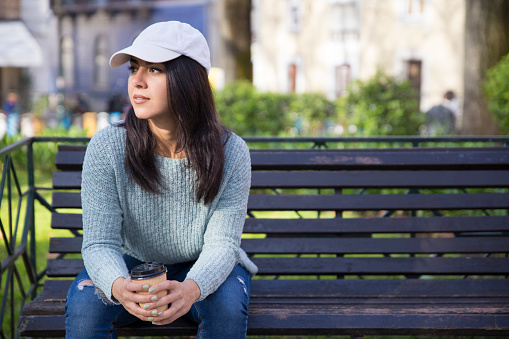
[131,262,168,314]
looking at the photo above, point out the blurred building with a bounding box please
[0,0,53,111]
[49,0,233,112]
[252,0,465,115]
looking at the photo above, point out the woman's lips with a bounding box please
[133,94,149,104]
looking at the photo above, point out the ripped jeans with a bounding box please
[65,255,251,339]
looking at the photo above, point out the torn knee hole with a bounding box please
[77,279,94,290]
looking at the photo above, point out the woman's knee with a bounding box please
[195,266,251,321]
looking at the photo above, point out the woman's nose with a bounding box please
[131,70,147,88]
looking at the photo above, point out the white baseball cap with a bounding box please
[109,21,211,72]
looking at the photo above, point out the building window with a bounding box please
[335,64,351,98]
[408,0,425,14]
[330,2,358,41]
[288,63,297,92]
[288,0,302,32]
[407,59,422,105]
[59,36,74,89]
[94,35,108,88]
[400,0,427,21]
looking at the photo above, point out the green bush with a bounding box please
[483,52,509,134]
[214,80,335,136]
[338,70,424,136]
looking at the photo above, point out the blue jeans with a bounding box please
[65,255,251,339]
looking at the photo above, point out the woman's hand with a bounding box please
[111,277,164,321]
[148,279,201,325]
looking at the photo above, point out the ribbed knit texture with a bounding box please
[81,125,257,302]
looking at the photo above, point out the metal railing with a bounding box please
[0,134,507,338]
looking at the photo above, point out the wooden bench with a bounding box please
[18,144,509,337]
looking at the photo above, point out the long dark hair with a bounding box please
[120,55,230,204]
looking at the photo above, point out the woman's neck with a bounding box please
[148,119,186,159]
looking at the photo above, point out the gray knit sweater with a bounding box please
[81,124,257,303]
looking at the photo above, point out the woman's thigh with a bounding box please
[186,265,251,339]
[65,256,142,339]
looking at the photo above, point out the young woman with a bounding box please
[65,21,257,339]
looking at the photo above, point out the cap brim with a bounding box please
[109,43,182,67]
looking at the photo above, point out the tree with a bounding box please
[483,52,509,134]
[463,0,509,135]
[221,0,252,81]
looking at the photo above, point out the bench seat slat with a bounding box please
[52,192,509,210]
[46,257,509,277]
[53,170,509,190]
[18,309,509,337]
[49,236,509,255]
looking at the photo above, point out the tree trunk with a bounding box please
[463,0,509,135]
[222,0,252,81]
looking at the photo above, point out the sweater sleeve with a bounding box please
[185,136,251,301]
[81,128,129,303]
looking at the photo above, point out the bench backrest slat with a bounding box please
[51,213,509,233]
[53,170,509,189]
[50,237,509,255]
[55,147,509,171]
[51,191,509,210]
[45,257,509,277]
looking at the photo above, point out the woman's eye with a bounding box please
[128,65,137,74]
[150,67,163,74]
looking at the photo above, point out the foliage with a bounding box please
[214,80,335,136]
[337,70,424,136]
[483,52,509,134]
[0,125,87,176]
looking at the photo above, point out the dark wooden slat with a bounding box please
[58,145,87,152]
[53,171,81,189]
[242,237,509,254]
[251,257,509,275]
[56,192,509,210]
[250,149,509,170]
[49,237,82,253]
[247,193,509,211]
[52,192,81,209]
[245,314,509,336]
[49,236,509,255]
[54,148,509,171]
[46,259,83,277]
[49,214,509,234]
[243,216,509,234]
[46,257,509,277]
[51,213,82,230]
[55,151,85,171]
[27,278,509,302]
[18,311,509,337]
[53,169,509,191]
[251,170,509,188]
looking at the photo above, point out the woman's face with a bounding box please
[128,57,170,123]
